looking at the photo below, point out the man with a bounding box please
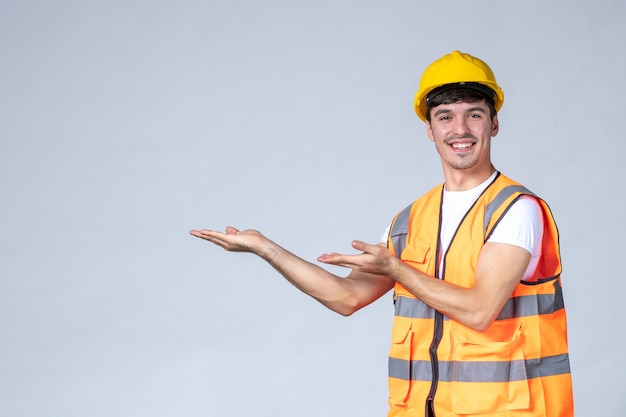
[190,51,573,417]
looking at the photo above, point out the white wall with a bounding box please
[1,1,624,415]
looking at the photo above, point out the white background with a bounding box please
[2,1,624,416]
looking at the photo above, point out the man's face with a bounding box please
[426,100,499,173]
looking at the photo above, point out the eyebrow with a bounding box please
[433,106,488,117]
[465,106,488,114]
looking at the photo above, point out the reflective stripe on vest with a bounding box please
[483,184,535,236]
[388,353,571,382]
[395,279,565,320]
[388,204,411,257]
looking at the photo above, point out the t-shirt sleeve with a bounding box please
[487,195,544,257]
[380,224,391,244]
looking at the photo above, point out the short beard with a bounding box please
[447,156,479,170]
[439,133,481,170]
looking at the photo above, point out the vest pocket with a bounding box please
[450,325,529,414]
[400,242,431,273]
[388,318,413,407]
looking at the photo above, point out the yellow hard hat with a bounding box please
[414,50,504,122]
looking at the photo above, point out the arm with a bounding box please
[190,227,394,316]
[319,240,530,331]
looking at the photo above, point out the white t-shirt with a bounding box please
[381,172,543,281]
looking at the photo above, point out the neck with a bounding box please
[443,165,496,191]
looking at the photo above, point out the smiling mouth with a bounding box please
[450,142,475,151]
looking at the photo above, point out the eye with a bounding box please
[468,113,482,119]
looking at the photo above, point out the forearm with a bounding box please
[387,242,529,331]
[257,239,363,315]
[317,241,488,325]
[390,263,492,330]
[191,227,392,316]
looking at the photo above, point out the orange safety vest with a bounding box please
[386,173,573,417]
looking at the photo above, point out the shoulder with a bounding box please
[507,195,543,220]
[488,196,544,255]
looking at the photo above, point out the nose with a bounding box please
[452,116,470,136]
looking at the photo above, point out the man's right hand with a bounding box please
[189,226,266,254]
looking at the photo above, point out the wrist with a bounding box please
[386,255,407,282]
[258,238,282,263]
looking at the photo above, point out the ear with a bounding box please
[426,121,435,142]
[491,114,499,137]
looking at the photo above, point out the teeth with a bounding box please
[452,143,472,149]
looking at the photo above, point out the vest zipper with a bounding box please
[426,309,443,417]
[426,189,445,417]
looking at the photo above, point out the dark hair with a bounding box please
[425,88,497,122]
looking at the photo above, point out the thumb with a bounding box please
[225,226,240,234]
[352,240,366,251]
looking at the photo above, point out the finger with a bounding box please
[190,229,220,238]
[318,253,362,268]
[225,226,240,235]
[189,229,214,238]
[352,240,379,254]
[190,229,232,246]
[317,253,339,262]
